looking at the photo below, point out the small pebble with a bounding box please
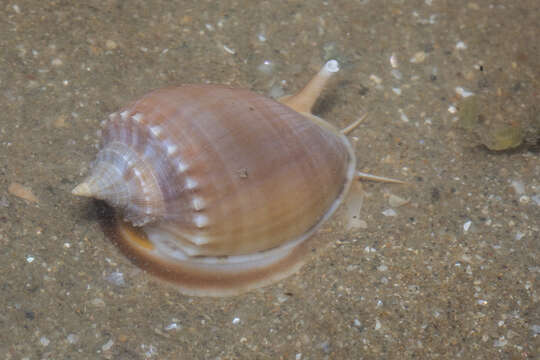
[165,322,181,331]
[102,339,114,351]
[519,195,530,204]
[391,69,402,80]
[348,218,367,230]
[493,337,507,347]
[8,182,39,203]
[223,45,235,54]
[382,208,397,217]
[257,60,274,75]
[456,41,467,50]
[106,271,125,286]
[51,58,63,66]
[410,51,426,63]
[0,196,9,207]
[388,194,409,207]
[455,87,474,98]
[90,298,105,307]
[389,53,398,68]
[510,180,525,194]
[105,39,117,50]
[67,334,79,344]
[369,74,382,84]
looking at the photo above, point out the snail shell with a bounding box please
[73,60,357,296]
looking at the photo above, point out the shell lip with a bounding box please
[95,201,311,296]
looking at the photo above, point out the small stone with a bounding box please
[8,182,39,203]
[0,196,9,207]
[456,41,467,50]
[519,195,530,204]
[105,40,117,50]
[382,208,397,217]
[53,115,68,128]
[347,218,367,230]
[257,60,274,75]
[67,334,79,344]
[106,271,125,286]
[90,298,105,307]
[510,180,525,194]
[410,51,426,63]
[493,336,507,347]
[102,339,114,351]
[165,322,181,331]
[388,194,409,207]
[276,293,290,303]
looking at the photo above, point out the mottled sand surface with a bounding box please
[1,0,539,359]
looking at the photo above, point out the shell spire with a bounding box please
[72,161,130,202]
[72,142,166,226]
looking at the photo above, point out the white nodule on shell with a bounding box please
[120,111,129,120]
[177,160,189,173]
[190,235,209,245]
[193,214,208,228]
[150,125,162,137]
[185,177,198,190]
[192,197,205,211]
[132,113,143,122]
[166,143,178,155]
[108,113,117,120]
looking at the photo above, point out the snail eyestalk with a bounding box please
[280,60,340,114]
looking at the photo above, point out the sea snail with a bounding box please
[73,60,401,296]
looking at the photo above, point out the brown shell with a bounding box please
[73,61,357,296]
